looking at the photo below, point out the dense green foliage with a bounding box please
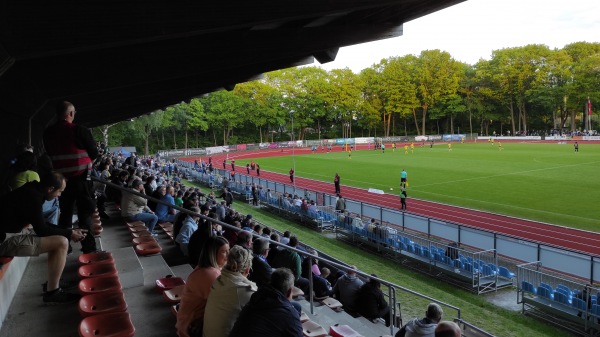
[244,142,600,230]
[93,43,600,155]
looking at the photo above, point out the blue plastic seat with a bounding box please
[422,248,430,259]
[554,291,571,305]
[557,284,573,299]
[453,259,464,269]
[498,266,515,279]
[521,281,537,295]
[481,265,496,277]
[540,283,553,292]
[538,287,554,300]
[572,297,587,312]
[415,246,424,256]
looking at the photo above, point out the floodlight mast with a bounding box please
[290,110,296,193]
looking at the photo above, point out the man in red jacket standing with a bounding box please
[43,101,99,254]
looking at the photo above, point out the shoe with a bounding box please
[42,279,78,293]
[43,288,80,304]
[99,211,110,219]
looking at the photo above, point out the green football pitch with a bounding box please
[244,142,600,231]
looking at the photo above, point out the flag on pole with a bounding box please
[588,98,593,116]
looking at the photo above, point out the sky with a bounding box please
[316,0,600,72]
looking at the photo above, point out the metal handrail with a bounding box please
[93,176,462,335]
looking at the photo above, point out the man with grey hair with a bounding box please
[43,100,99,253]
[248,238,272,288]
[434,321,461,337]
[396,303,444,337]
[229,268,303,337]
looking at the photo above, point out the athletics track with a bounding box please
[180,144,600,257]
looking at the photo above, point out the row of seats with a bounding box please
[126,221,163,256]
[522,281,600,317]
[337,221,517,281]
[77,251,135,337]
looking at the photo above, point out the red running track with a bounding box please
[185,147,600,257]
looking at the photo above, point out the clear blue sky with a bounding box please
[316,0,600,72]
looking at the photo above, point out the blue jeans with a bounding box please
[129,211,159,232]
[42,198,60,225]
[158,213,177,223]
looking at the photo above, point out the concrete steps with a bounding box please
[299,299,394,337]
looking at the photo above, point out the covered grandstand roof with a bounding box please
[0,0,463,156]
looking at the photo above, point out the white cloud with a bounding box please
[315,0,600,72]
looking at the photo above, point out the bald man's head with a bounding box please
[435,321,461,337]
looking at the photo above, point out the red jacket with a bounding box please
[44,121,95,177]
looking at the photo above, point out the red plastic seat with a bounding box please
[302,320,327,337]
[78,263,118,279]
[0,256,14,280]
[79,276,122,295]
[158,222,173,230]
[329,324,362,337]
[134,242,162,256]
[78,291,127,317]
[291,286,304,298]
[155,276,185,292]
[0,256,14,266]
[126,221,145,228]
[321,297,343,310]
[162,284,184,303]
[132,236,156,245]
[131,231,152,238]
[129,226,149,233]
[78,312,135,337]
[78,252,114,265]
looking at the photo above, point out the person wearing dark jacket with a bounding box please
[271,236,309,293]
[248,238,273,288]
[354,274,391,326]
[332,266,363,312]
[229,268,303,337]
[0,172,87,303]
[396,303,443,337]
[219,188,234,207]
[43,101,99,253]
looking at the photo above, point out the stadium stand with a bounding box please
[518,261,600,335]
[0,165,515,337]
